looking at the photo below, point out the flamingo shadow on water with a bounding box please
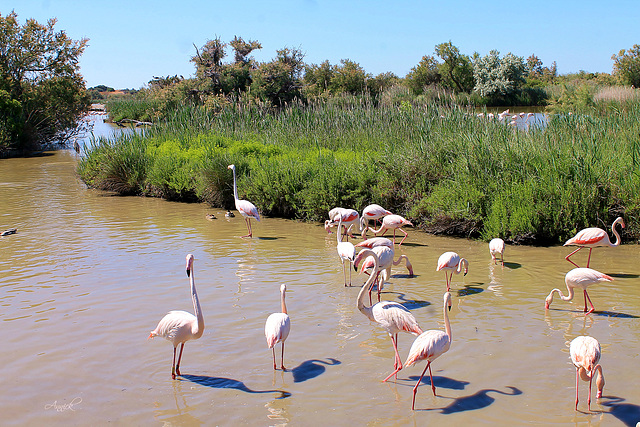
[599,396,640,426]
[387,291,431,310]
[404,374,470,391]
[290,358,341,383]
[457,284,484,297]
[502,261,522,269]
[180,374,291,399]
[545,307,639,319]
[433,386,523,414]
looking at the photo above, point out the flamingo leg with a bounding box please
[171,346,177,379]
[587,370,593,411]
[398,228,409,246]
[412,361,432,410]
[383,334,403,382]
[392,229,397,245]
[565,247,583,268]
[586,248,593,268]
[175,343,185,377]
[280,342,286,371]
[272,347,277,370]
[428,362,437,395]
[584,290,595,315]
[241,218,253,238]
[575,367,580,410]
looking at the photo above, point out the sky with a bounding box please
[7,0,640,90]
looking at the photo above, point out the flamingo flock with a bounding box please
[152,192,627,412]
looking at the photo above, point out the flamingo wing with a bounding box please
[265,313,291,348]
[437,252,460,271]
[337,242,356,261]
[236,199,260,221]
[372,301,423,335]
[150,310,197,344]
[405,330,450,366]
[564,227,606,247]
[570,336,601,372]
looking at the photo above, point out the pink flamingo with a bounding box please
[367,214,413,246]
[336,215,356,286]
[360,204,392,238]
[569,336,605,411]
[436,251,469,291]
[149,254,204,379]
[325,208,359,239]
[489,238,505,266]
[228,164,260,238]
[405,291,452,410]
[264,284,291,370]
[354,245,413,303]
[355,237,394,250]
[564,217,625,268]
[355,249,423,382]
[545,267,613,315]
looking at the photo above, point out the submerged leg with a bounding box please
[280,342,286,371]
[171,346,177,379]
[272,347,277,370]
[575,367,580,410]
[412,361,431,410]
[175,343,185,376]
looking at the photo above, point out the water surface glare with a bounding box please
[1,150,639,426]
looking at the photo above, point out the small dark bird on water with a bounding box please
[205,214,217,221]
[225,210,235,218]
[1,228,17,237]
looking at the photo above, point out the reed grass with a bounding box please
[78,97,640,243]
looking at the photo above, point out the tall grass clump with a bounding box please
[79,97,640,243]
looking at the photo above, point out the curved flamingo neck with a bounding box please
[337,216,344,244]
[190,263,204,338]
[280,287,288,315]
[610,218,623,247]
[356,249,379,320]
[456,258,468,274]
[231,166,239,202]
[443,296,452,343]
[551,286,575,302]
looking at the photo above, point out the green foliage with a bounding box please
[435,41,475,93]
[611,44,640,87]
[473,50,526,98]
[405,55,441,95]
[0,11,89,154]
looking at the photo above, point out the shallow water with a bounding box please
[1,122,639,426]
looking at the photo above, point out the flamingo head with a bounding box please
[544,292,553,309]
[186,253,194,277]
[227,164,235,171]
[324,220,334,233]
[444,291,452,311]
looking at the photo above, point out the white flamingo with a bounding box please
[570,335,605,411]
[360,204,392,238]
[355,249,423,382]
[336,215,356,286]
[436,251,468,291]
[545,267,613,315]
[367,214,413,246]
[405,292,453,410]
[228,164,260,238]
[354,245,413,303]
[265,284,291,370]
[563,217,625,268]
[489,238,505,266]
[149,254,204,379]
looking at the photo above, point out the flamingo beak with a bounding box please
[186,268,191,277]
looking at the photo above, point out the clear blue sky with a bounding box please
[8,1,640,90]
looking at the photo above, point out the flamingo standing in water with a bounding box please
[356,237,394,250]
[564,217,625,268]
[489,238,505,266]
[436,252,469,291]
[355,249,423,382]
[569,336,605,411]
[265,284,291,370]
[405,291,453,410]
[360,204,392,238]
[336,216,356,286]
[354,245,413,303]
[325,208,359,240]
[367,214,413,246]
[228,164,260,238]
[545,267,613,315]
[149,254,204,379]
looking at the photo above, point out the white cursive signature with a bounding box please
[44,397,82,412]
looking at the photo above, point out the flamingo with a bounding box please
[405,291,453,410]
[355,237,394,250]
[336,215,356,286]
[265,284,291,370]
[436,251,469,291]
[489,238,505,266]
[149,254,204,379]
[354,245,413,303]
[325,208,359,239]
[569,336,605,411]
[545,267,613,315]
[355,249,423,382]
[228,164,260,238]
[564,217,625,268]
[367,214,413,246]
[360,204,392,238]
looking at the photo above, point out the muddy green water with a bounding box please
[0,118,639,426]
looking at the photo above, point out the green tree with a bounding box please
[405,55,440,95]
[250,47,305,106]
[611,44,640,87]
[434,41,474,93]
[473,50,526,98]
[331,59,369,94]
[303,60,335,97]
[191,37,227,93]
[0,11,89,154]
